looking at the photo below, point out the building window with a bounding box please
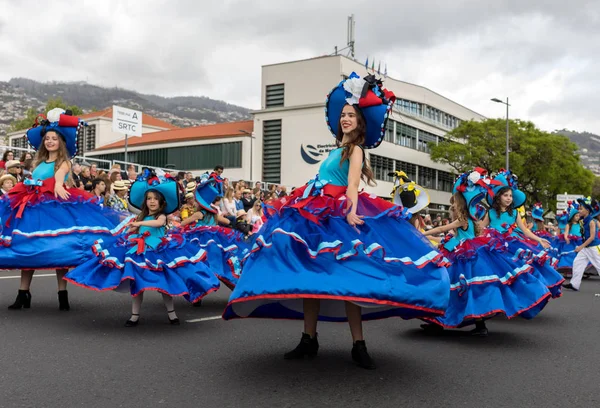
[370,154,395,182]
[265,84,285,108]
[418,166,435,189]
[384,120,394,143]
[395,160,417,181]
[11,135,28,149]
[418,130,438,153]
[263,119,282,183]
[437,170,455,192]
[396,122,417,149]
[76,124,97,155]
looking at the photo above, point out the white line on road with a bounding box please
[185,315,222,323]
[0,273,56,280]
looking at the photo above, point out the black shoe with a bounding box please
[167,310,180,325]
[58,290,70,311]
[562,283,579,291]
[470,321,488,337]
[8,290,32,310]
[125,314,140,327]
[192,300,203,307]
[420,323,444,333]
[351,340,376,369]
[284,333,319,359]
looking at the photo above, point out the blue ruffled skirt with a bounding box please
[425,236,552,328]
[555,236,582,270]
[179,225,250,289]
[0,182,133,270]
[65,232,220,303]
[223,184,451,322]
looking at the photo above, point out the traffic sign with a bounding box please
[556,202,569,210]
[556,194,583,202]
[112,105,142,136]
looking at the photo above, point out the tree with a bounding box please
[9,97,84,132]
[592,177,600,198]
[429,118,594,210]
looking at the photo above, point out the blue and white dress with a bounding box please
[486,210,564,297]
[65,217,220,303]
[223,148,451,322]
[425,219,552,328]
[556,223,582,270]
[0,161,133,270]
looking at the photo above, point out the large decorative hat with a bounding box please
[129,168,180,215]
[486,169,527,208]
[388,171,430,214]
[555,209,569,229]
[453,167,499,220]
[195,172,223,214]
[566,201,580,222]
[26,108,86,158]
[325,72,396,149]
[531,203,544,221]
[576,196,600,218]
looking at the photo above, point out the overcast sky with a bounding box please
[1,0,599,134]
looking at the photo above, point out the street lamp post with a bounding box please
[491,97,510,171]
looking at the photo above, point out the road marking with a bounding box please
[185,315,222,323]
[0,273,56,280]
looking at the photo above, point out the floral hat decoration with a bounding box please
[566,201,580,223]
[486,169,527,208]
[453,167,500,220]
[388,170,430,214]
[576,196,600,218]
[195,172,223,214]
[325,72,396,149]
[26,108,86,158]
[129,168,180,215]
[531,203,545,222]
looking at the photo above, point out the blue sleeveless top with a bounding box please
[136,216,165,250]
[582,216,600,246]
[569,223,582,237]
[488,209,518,235]
[32,161,69,182]
[318,148,349,187]
[443,219,475,251]
[196,210,218,227]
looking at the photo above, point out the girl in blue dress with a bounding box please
[481,170,564,297]
[178,173,247,290]
[65,169,220,326]
[420,169,552,336]
[223,73,450,369]
[556,202,582,271]
[1,108,133,311]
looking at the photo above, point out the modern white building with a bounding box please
[251,55,486,215]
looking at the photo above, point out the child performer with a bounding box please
[556,202,582,272]
[1,108,133,310]
[65,169,220,325]
[420,169,552,336]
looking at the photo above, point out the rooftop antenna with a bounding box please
[347,14,355,59]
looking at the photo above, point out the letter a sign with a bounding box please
[112,105,142,136]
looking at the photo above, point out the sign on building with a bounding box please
[556,193,583,211]
[112,105,142,136]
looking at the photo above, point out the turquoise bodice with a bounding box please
[443,219,476,251]
[318,148,349,186]
[32,161,69,182]
[488,209,518,234]
[196,210,217,227]
[569,223,582,237]
[135,216,165,250]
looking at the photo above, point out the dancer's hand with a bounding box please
[565,238,570,245]
[55,185,70,200]
[539,239,550,249]
[575,245,583,253]
[346,212,364,227]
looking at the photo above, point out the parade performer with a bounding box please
[420,169,552,336]
[562,197,600,291]
[530,202,560,250]
[1,108,133,311]
[223,72,450,369]
[65,169,220,326]
[179,173,247,290]
[481,170,564,297]
[556,201,582,271]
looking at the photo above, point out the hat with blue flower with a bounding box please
[129,168,180,215]
[26,108,86,158]
[486,169,527,208]
[531,203,545,222]
[325,72,396,149]
[388,171,429,214]
[453,167,500,220]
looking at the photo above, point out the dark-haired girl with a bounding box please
[223,73,450,369]
[66,170,220,326]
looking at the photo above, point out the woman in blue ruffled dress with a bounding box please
[556,202,582,272]
[223,73,450,369]
[481,170,564,297]
[419,169,552,336]
[65,170,220,326]
[1,108,133,311]
[178,174,247,290]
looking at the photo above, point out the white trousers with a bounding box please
[570,246,600,290]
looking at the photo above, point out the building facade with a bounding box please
[251,55,486,215]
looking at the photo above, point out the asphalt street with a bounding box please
[0,269,598,408]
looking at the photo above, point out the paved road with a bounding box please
[0,269,598,408]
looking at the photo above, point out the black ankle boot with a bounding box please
[8,290,32,310]
[58,290,70,311]
[351,340,376,369]
[470,320,488,337]
[284,333,319,359]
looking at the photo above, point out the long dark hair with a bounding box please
[33,130,73,186]
[451,193,481,236]
[336,104,375,186]
[137,190,167,221]
[491,186,514,217]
